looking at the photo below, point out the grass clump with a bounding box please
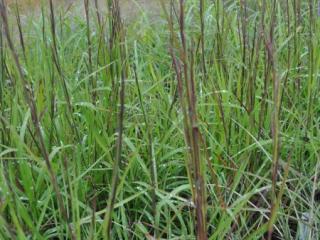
[0,0,319,239]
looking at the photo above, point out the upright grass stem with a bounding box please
[169,1,207,239]
[102,1,126,239]
[1,1,319,239]
[199,0,206,78]
[0,1,76,239]
[266,1,282,239]
[133,59,158,238]
[84,0,96,104]
[48,0,81,142]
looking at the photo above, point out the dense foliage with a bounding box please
[0,0,319,239]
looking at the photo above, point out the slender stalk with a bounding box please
[199,0,206,78]
[48,0,81,142]
[133,60,158,238]
[0,14,3,109]
[14,1,26,61]
[84,0,96,103]
[266,1,282,239]
[0,1,75,239]
[103,1,126,239]
[239,0,248,103]
[170,1,207,239]
[306,0,315,136]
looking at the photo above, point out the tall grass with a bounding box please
[0,0,319,239]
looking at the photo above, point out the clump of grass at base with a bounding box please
[0,0,319,239]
